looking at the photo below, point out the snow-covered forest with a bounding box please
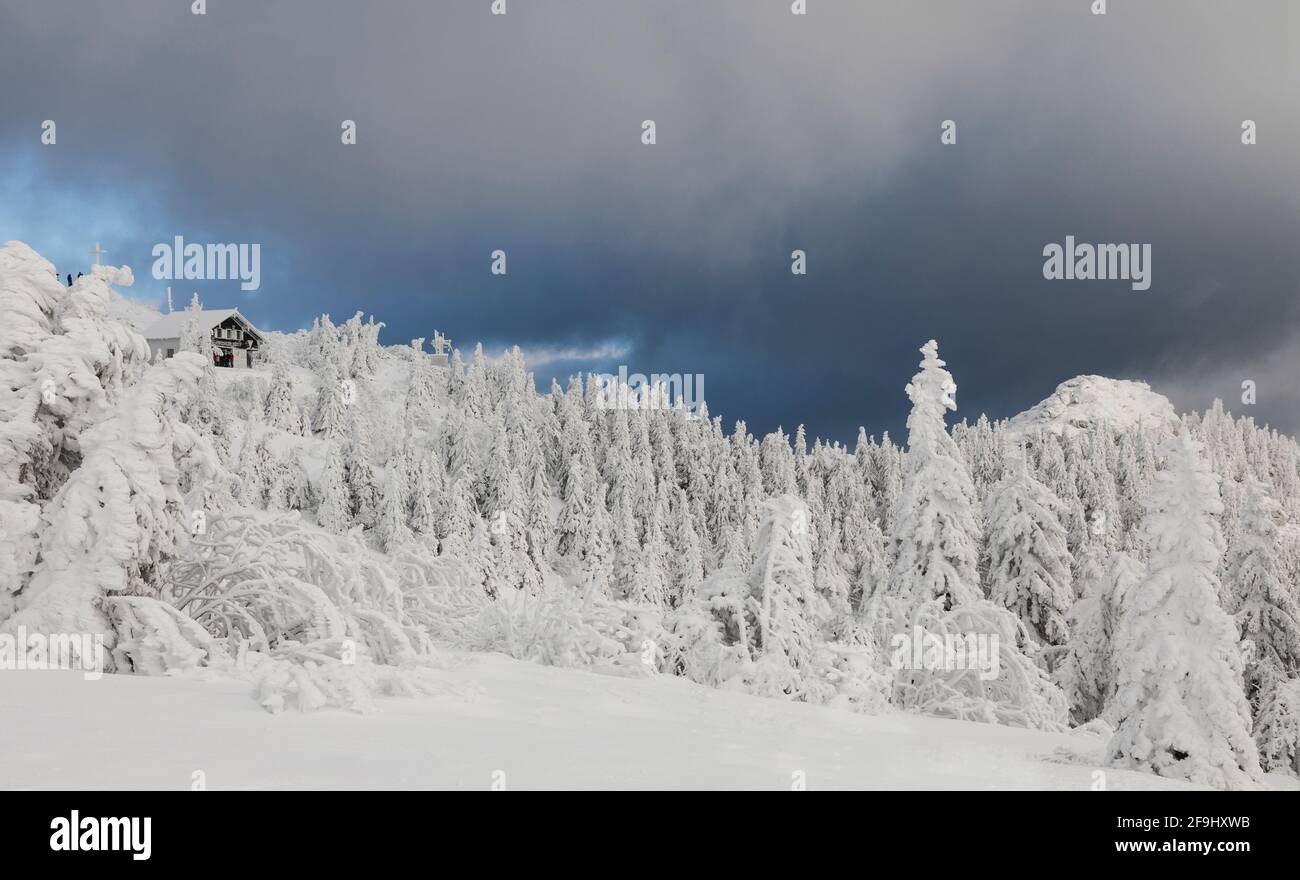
[3,240,1298,791]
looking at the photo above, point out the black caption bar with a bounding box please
[0,793,1286,866]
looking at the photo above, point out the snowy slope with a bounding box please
[5,238,1297,791]
[0,655,1212,791]
[1006,375,1179,438]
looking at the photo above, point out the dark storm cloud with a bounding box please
[2,0,1298,442]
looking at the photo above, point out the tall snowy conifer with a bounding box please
[317,442,351,535]
[1107,432,1262,789]
[886,340,982,609]
[376,463,413,552]
[982,445,1074,645]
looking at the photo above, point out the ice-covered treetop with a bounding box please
[909,340,957,409]
[904,340,959,454]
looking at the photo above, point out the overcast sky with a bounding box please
[3,0,1298,442]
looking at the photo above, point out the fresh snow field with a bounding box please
[0,654,1207,791]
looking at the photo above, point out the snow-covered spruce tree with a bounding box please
[312,359,348,439]
[1107,431,1262,789]
[813,523,853,630]
[458,342,489,420]
[306,313,339,373]
[851,515,889,611]
[868,433,904,533]
[650,410,679,492]
[668,487,705,601]
[982,445,1074,647]
[179,309,209,356]
[1072,446,1122,581]
[179,360,231,464]
[961,414,1003,498]
[604,409,636,523]
[264,366,303,434]
[236,431,274,508]
[581,481,615,600]
[870,341,1068,730]
[483,415,523,537]
[1225,478,1300,708]
[1254,677,1300,777]
[612,500,648,603]
[483,418,537,594]
[403,359,441,431]
[885,340,982,609]
[376,462,413,552]
[635,499,671,610]
[1054,511,1136,725]
[269,444,312,512]
[317,441,351,535]
[441,407,481,493]
[1223,478,1300,774]
[523,454,553,575]
[406,451,438,543]
[759,428,798,497]
[343,416,380,528]
[337,311,382,380]
[439,476,478,560]
[470,512,499,596]
[738,496,833,701]
[0,354,219,668]
[696,494,891,710]
[827,452,866,547]
[556,453,593,560]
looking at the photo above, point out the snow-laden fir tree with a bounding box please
[269,444,312,512]
[343,417,380,528]
[177,294,207,356]
[668,487,705,601]
[439,476,478,560]
[867,433,903,533]
[813,523,854,629]
[1225,478,1300,706]
[868,341,1070,730]
[404,359,441,431]
[317,441,351,535]
[742,495,833,702]
[523,457,553,575]
[1224,478,1300,773]
[886,340,983,609]
[264,366,304,434]
[612,500,652,605]
[1107,431,1262,789]
[760,429,798,497]
[982,443,1074,646]
[312,359,348,439]
[1254,677,1300,777]
[237,431,274,508]
[1053,511,1137,724]
[556,453,593,560]
[376,462,413,552]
